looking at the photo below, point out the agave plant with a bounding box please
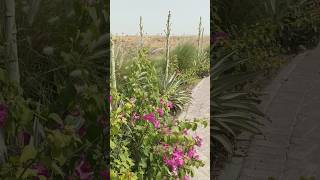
[160,72,191,114]
[211,51,266,153]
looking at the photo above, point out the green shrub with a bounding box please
[171,43,197,72]
[110,49,206,179]
[212,51,266,153]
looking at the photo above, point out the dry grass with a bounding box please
[113,35,210,75]
[113,35,210,55]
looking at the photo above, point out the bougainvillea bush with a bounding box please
[110,49,207,179]
[0,68,107,179]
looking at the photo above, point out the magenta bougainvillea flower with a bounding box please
[109,95,112,102]
[167,101,173,109]
[78,126,86,138]
[160,98,165,105]
[152,120,160,129]
[142,112,160,128]
[0,103,8,128]
[156,108,164,117]
[187,148,197,159]
[32,164,49,179]
[75,160,93,180]
[142,112,155,122]
[194,135,203,147]
[160,142,170,151]
[163,147,185,172]
[131,112,140,121]
[183,176,190,180]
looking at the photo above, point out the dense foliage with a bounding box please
[0,1,108,179]
[212,0,320,177]
[110,11,210,178]
[110,49,208,179]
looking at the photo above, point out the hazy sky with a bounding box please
[111,0,210,36]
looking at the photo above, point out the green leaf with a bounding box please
[110,140,116,149]
[51,161,65,177]
[16,168,37,178]
[48,113,63,125]
[212,134,233,153]
[20,144,37,164]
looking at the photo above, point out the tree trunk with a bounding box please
[4,0,20,84]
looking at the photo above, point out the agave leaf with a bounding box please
[218,92,248,100]
[212,133,234,153]
[219,119,261,134]
[220,102,265,117]
[214,119,236,137]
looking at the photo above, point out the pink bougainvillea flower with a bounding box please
[183,176,190,180]
[109,95,112,102]
[131,112,140,121]
[143,112,156,122]
[78,126,86,137]
[183,129,188,135]
[163,147,185,172]
[167,101,173,109]
[0,103,8,128]
[187,148,197,159]
[75,160,93,180]
[194,135,203,147]
[160,142,170,150]
[194,154,200,160]
[32,164,49,179]
[143,112,160,128]
[153,120,160,128]
[156,108,164,117]
[160,98,165,105]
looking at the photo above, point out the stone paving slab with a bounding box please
[220,45,320,180]
[237,45,320,180]
[179,77,210,180]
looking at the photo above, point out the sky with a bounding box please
[110,0,210,36]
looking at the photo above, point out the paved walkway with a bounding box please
[179,77,210,180]
[238,45,320,179]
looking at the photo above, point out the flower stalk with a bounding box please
[164,10,171,81]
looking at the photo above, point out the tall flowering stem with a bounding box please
[197,16,202,61]
[4,0,20,84]
[201,27,204,54]
[110,35,117,93]
[139,16,144,48]
[164,10,171,81]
